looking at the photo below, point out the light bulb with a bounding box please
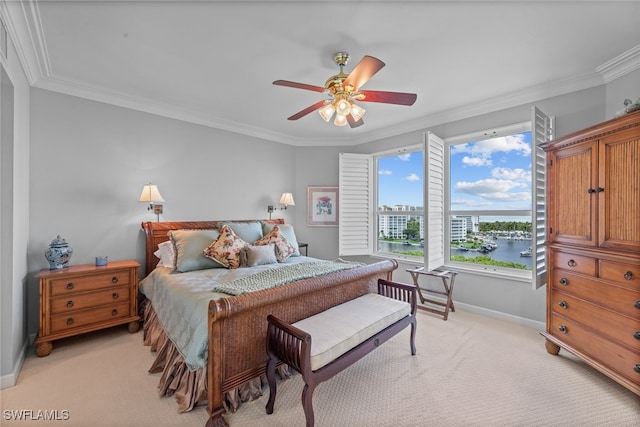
[335,99,352,116]
[350,103,366,121]
[318,102,336,122]
[334,114,348,126]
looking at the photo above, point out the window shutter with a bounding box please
[425,131,445,270]
[531,107,554,289]
[339,153,374,256]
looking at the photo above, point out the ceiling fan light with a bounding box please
[335,99,352,116]
[334,114,348,127]
[318,102,336,122]
[350,103,366,121]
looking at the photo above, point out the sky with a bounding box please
[378,131,533,211]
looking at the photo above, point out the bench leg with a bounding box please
[301,383,316,427]
[265,355,278,415]
[410,318,417,355]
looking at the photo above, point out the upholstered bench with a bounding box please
[265,279,417,427]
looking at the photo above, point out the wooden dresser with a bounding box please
[34,260,141,357]
[541,110,640,395]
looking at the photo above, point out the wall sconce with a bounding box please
[267,192,295,219]
[139,183,165,222]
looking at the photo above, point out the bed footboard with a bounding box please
[204,259,398,427]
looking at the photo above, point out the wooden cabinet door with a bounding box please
[598,128,640,251]
[548,140,598,246]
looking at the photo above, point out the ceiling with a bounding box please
[5,1,640,146]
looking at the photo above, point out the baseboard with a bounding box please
[455,302,545,331]
[0,339,27,389]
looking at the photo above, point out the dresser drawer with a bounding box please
[550,269,640,319]
[551,251,596,276]
[50,301,131,333]
[551,291,640,351]
[50,286,130,314]
[549,314,640,386]
[49,269,131,296]
[599,259,640,291]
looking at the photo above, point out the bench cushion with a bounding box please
[293,293,411,371]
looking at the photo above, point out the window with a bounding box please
[448,123,533,274]
[339,107,552,289]
[376,147,424,261]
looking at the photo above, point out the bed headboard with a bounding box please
[141,219,285,275]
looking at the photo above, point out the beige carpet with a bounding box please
[1,309,638,427]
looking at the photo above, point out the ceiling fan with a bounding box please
[273,52,417,128]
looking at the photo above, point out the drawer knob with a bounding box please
[558,300,568,309]
[112,293,119,299]
[634,364,640,374]
[624,271,634,281]
[635,300,640,310]
[66,282,74,290]
[66,318,74,325]
[111,309,118,316]
[559,278,568,286]
[66,300,74,308]
[558,325,568,334]
[567,259,576,267]
[633,331,640,341]
[111,277,118,284]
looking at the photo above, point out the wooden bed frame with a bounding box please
[141,220,398,427]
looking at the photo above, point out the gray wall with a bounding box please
[0,24,31,389]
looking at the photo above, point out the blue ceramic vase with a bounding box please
[44,235,73,270]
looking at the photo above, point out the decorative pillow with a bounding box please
[253,226,295,262]
[261,222,300,256]
[240,244,278,267]
[153,241,175,268]
[168,229,221,272]
[219,221,263,244]
[203,225,248,269]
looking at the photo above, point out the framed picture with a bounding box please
[307,186,338,226]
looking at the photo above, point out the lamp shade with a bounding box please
[279,192,295,206]
[139,184,165,203]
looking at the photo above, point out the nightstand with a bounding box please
[298,242,309,256]
[34,260,141,357]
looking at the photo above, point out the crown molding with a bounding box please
[5,1,639,147]
[596,44,640,83]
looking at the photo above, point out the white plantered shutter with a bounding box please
[339,153,374,256]
[425,131,445,270]
[531,106,554,289]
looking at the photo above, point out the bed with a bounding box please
[139,220,398,427]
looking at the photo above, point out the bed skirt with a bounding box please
[142,300,291,413]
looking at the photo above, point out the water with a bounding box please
[379,238,533,269]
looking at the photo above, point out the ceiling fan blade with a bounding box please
[287,100,327,120]
[346,115,364,128]
[342,56,385,91]
[358,90,417,106]
[273,80,325,93]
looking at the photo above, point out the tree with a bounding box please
[404,219,420,240]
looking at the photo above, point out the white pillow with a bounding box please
[154,241,175,268]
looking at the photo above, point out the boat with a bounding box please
[520,247,532,257]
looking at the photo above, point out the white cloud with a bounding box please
[379,170,392,175]
[492,167,530,182]
[452,133,531,167]
[398,153,411,161]
[462,155,491,167]
[455,178,529,202]
[405,173,420,182]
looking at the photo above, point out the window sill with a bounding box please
[371,253,532,283]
